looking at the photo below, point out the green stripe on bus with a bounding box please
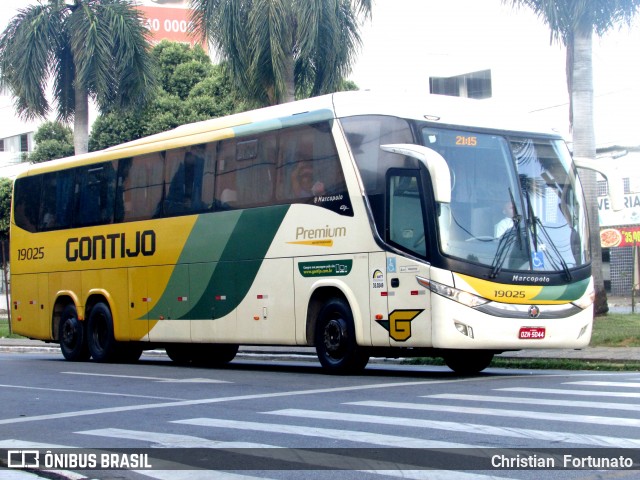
[531,277,590,302]
[148,205,290,320]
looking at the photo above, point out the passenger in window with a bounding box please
[291,160,325,197]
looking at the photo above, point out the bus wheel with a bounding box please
[59,304,90,361]
[116,344,143,363]
[315,298,369,374]
[87,302,117,363]
[192,344,239,366]
[442,350,494,375]
[165,344,193,364]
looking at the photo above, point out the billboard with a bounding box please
[136,0,205,49]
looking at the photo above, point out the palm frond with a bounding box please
[0,3,61,119]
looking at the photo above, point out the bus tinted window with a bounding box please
[215,134,277,209]
[13,176,41,232]
[276,123,343,201]
[39,170,75,231]
[117,153,164,221]
[74,162,117,227]
[164,145,213,215]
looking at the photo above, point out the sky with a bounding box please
[1,0,640,147]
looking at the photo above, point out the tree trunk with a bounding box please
[571,27,608,314]
[73,83,90,154]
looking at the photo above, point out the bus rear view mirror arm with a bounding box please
[573,156,624,212]
[381,144,451,204]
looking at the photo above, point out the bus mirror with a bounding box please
[381,144,451,204]
[573,157,624,211]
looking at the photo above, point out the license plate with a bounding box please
[519,327,546,339]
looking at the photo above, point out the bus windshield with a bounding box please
[422,127,590,274]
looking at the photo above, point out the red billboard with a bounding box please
[136,0,206,49]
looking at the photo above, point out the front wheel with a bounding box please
[315,298,369,374]
[442,350,494,375]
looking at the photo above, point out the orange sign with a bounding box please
[137,5,206,49]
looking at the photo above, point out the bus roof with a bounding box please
[16,91,560,179]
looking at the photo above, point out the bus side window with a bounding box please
[117,152,165,222]
[276,123,342,202]
[13,176,42,232]
[388,173,427,257]
[164,145,210,216]
[39,170,75,231]
[74,162,117,227]
[215,136,276,209]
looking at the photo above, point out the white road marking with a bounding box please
[350,400,640,428]
[498,387,640,398]
[0,383,185,400]
[426,393,640,411]
[268,408,640,448]
[62,371,229,383]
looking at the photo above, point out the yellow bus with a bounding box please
[10,91,606,373]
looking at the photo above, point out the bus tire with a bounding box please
[59,304,90,361]
[165,344,193,364]
[315,298,369,374]
[192,344,239,366]
[87,302,118,363]
[442,350,494,375]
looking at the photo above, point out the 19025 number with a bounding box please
[495,289,525,299]
[17,247,44,261]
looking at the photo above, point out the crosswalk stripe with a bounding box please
[267,408,640,448]
[82,425,507,479]
[426,393,640,412]
[349,400,640,428]
[566,381,640,389]
[76,428,271,448]
[173,417,474,448]
[498,387,640,398]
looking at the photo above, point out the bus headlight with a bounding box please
[416,276,489,308]
[571,286,595,310]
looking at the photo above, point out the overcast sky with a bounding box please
[1,0,640,146]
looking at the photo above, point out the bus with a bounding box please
[10,91,609,374]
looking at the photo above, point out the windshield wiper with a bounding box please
[490,191,522,278]
[524,189,572,281]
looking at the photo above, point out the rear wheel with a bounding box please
[165,344,194,364]
[59,304,90,361]
[87,302,118,363]
[442,350,494,375]
[315,298,369,374]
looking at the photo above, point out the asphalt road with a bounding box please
[1,352,639,480]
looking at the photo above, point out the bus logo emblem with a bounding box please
[376,309,423,342]
[528,305,541,318]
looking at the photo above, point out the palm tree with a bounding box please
[0,0,156,154]
[189,0,372,106]
[505,0,640,314]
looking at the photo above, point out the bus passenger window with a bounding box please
[276,124,343,201]
[117,152,164,222]
[13,176,41,232]
[39,170,75,231]
[215,136,276,209]
[74,162,117,227]
[164,145,209,216]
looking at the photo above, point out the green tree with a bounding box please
[0,0,156,155]
[90,41,244,151]
[0,178,11,242]
[189,0,372,106]
[28,121,74,163]
[505,0,640,313]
